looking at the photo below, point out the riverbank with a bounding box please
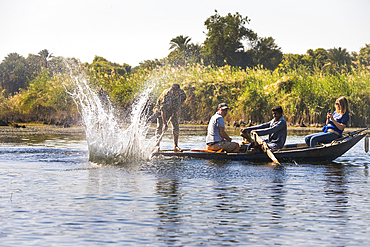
[0,124,85,137]
[0,123,366,138]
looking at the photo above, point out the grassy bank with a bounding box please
[1,63,369,127]
[137,64,370,127]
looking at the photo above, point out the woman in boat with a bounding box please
[305,96,350,147]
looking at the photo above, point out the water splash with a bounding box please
[65,62,154,164]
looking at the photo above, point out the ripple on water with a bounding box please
[1,131,370,246]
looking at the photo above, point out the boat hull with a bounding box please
[152,132,367,163]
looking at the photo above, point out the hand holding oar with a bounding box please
[252,132,281,165]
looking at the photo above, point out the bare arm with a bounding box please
[218,126,232,142]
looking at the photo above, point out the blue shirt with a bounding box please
[322,111,349,137]
[206,112,225,144]
[247,116,287,149]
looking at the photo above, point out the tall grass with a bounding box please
[0,63,369,127]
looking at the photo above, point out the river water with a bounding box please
[0,125,369,246]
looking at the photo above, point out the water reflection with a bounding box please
[150,159,290,245]
[155,179,183,244]
[2,126,370,245]
[268,166,287,225]
[323,163,349,217]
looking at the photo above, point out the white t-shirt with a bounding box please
[206,112,225,144]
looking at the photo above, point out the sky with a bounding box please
[1,0,370,67]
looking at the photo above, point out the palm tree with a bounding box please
[169,35,191,52]
[323,47,351,73]
[38,49,54,68]
[0,53,28,94]
[168,35,193,66]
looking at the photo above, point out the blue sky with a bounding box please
[1,0,369,66]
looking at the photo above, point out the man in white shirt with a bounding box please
[206,103,240,153]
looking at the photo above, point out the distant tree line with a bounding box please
[0,10,370,127]
[1,10,370,97]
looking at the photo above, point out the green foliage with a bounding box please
[250,37,283,70]
[323,47,352,74]
[202,10,255,67]
[358,44,370,67]
[1,56,369,127]
[38,49,54,68]
[89,55,131,76]
[138,63,370,127]
[132,59,163,73]
[304,48,328,69]
[0,68,77,123]
[169,35,192,52]
[167,35,203,66]
[0,49,59,96]
[0,53,29,95]
[281,48,328,72]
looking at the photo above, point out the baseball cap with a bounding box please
[218,103,229,110]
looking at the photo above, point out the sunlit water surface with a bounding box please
[1,127,370,246]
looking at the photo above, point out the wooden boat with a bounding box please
[152,128,368,163]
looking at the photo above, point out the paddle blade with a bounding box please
[252,132,282,165]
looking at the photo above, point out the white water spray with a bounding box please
[65,62,155,164]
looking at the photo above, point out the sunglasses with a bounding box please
[335,102,340,106]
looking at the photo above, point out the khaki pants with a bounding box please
[207,140,237,153]
[156,112,179,139]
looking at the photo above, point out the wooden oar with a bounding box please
[252,132,281,165]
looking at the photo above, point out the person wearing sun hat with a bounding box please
[206,103,240,153]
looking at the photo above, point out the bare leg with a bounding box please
[174,133,178,148]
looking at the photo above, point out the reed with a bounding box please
[0,63,369,127]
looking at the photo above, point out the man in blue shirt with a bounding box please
[241,106,287,150]
[206,103,240,153]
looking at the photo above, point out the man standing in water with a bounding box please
[206,103,240,153]
[153,84,186,152]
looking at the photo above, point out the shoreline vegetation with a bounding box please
[1,10,370,129]
[0,62,369,129]
[0,124,366,139]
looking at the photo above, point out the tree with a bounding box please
[303,48,328,70]
[38,49,54,68]
[169,35,192,52]
[202,10,255,67]
[90,56,131,76]
[358,44,370,67]
[168,36,204,66]
[132,59,163,72]
[323,47,352,73]
[281,53,305,71]
[251,37,283,70]
[187,43,203,64]
[0,53,29,95]
[26,53,43,78]
[168,35,193,66]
